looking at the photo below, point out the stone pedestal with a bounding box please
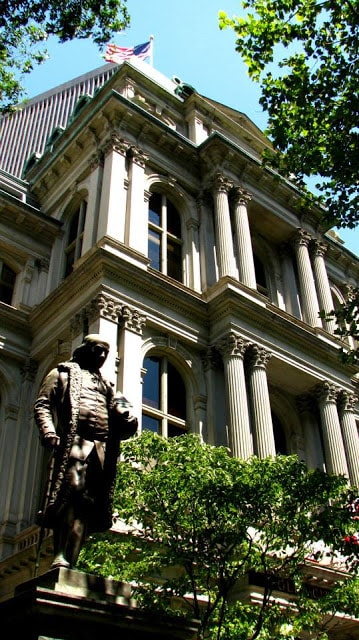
[0,568,199,640]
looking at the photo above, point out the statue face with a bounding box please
[88,343,109,370]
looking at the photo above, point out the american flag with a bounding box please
[105,40,152,64]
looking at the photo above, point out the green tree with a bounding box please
[219,0,359,230]
[78,432,359,640]
[0,0,130,113]
[219,0,359,364]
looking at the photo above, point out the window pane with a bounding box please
[0,263,16,305]
[167,240,182,281]
[148,230,161,271]
[168,362,186,419]
[68,209,80,244]
[167,200,181,238]
[168,423,187,437]
[143,356,160,408]
[142,414,160,434]
[148,193,161,226]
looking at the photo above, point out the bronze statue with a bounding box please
[34,334,138,569]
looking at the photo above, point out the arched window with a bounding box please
[142,354,187,437]
[64,201,87,277]
[148,192,182,282]
[0,260,16,305]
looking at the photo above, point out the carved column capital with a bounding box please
[216,332,248,360]
[314,381,339,404]
[212,172,233,194]
[231,186,252,206]
[119,305,147,334]
[293,228,312,248]
[128,145,149,167]
[310,239,328,258]
[245,344,272,369]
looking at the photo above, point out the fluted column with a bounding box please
[310,240,335,334]
[217,333,253,459]
[246,345,276,457]
[297,394,324,470]
[315,382,349,478]
[338,392,359,487]
[231,187,257,288]
[187,217,201,292]
[212,173,237,278]
[293,229,321,327]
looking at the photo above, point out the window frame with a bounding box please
[148,192,183,282]
[142,354,188,437]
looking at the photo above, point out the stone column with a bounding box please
[338,392,359,488]
[297,394,324,470]
[315,382,349,478]
[118,304,147,421]
[231,187,257,288]
[310,240,335,334]
[97,133,128,242]
[85,150,104,250]
[126,146,149,254]
[186,217,201,292]
[246,345,276,457]
[293,229,321,327]
[231,187,257,289]
[212,173,237,278]
[217,333,253,459]
[201,348,222,446]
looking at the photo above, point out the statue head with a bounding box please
[72,334,110,371]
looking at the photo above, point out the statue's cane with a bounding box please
[34,451,55,577]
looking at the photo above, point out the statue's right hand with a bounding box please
[42,432,61,449]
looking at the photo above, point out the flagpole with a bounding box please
[149,34,154,67]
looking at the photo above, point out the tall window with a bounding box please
[142,355,187,437]
[148,192,182,282]
[0,260,16,305]
[64,201,87,277]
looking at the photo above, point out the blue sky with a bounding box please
[23,0,358,256]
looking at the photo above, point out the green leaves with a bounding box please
[0,1,130,112]
[79,432,359,639]
[219,0,359,229]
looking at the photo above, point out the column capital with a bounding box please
[88,293,122,323]
[128,145,149,167]
[212,172,233,194]
[102,132,130,157]
[245,344,272,369]
[310,239,328,258]
[231,186,252,206]
[338,390,358,413]
[314,381,339,404]
[119,305,147,335]
[293,228,312,248]
[216,332,248,360]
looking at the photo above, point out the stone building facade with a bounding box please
[0,58,358,634]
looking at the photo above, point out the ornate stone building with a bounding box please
[0,58,358,635]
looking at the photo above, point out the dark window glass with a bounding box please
[168,362,186,419]
[148,192,182,283]
[142,356,160,408]
[0,262,16,305]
